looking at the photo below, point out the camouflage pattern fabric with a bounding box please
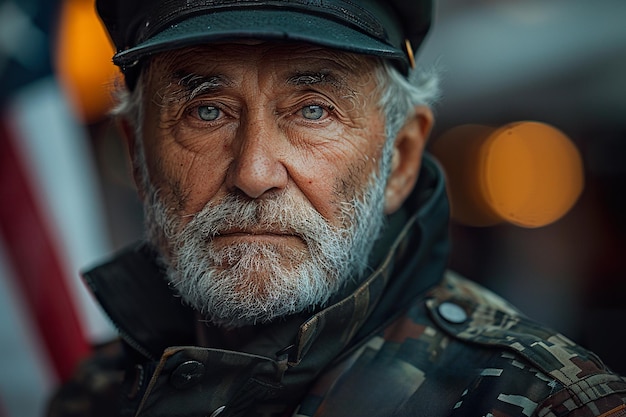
[294,271,626,416]
[48,271,626,417]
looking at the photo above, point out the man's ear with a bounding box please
[384,105,434,214]
[117,118,145,199]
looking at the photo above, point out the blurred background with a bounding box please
[0,0,624,415]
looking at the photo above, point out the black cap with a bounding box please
[97,0,433,87]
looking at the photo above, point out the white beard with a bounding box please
[144,173,387,328]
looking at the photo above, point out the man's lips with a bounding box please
[214,229,303,242]
[206,217,312,244]
[219,231,292,238]
[217,228,295,237]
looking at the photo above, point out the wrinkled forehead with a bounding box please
[142,41,382,90]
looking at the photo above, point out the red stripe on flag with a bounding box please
[0,120,91,382]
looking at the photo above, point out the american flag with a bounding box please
[0,0,115,415]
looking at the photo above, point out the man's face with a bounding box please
[135,43,395,327]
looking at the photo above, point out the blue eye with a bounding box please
[301,105,324,120]
[197,106,220,121]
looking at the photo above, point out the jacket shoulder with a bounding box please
[426,271,626,415]
[427,270,609,382]
[46,341,125,417]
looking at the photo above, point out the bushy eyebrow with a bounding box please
[157,68,356,107]
[179,73,231,97]
[159,72,232,105]
[286,71,347,90]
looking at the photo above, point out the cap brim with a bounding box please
[113,9,407,68]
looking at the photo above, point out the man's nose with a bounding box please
[226,117,289,199]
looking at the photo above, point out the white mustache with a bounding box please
[187,192,340,244]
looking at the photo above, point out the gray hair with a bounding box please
[376,61,440,179]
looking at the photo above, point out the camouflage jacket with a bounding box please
[48,155,626,417]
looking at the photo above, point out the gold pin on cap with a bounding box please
[404,39,415,69]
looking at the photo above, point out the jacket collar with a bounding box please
[83,153,450,367]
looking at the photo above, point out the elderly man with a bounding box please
[49,1,626,416]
